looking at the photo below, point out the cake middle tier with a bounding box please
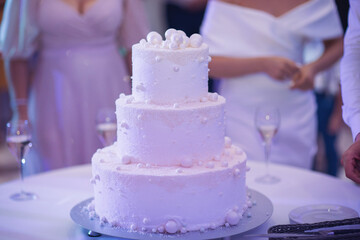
[115,95,226,166]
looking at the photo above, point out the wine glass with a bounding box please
[96,108,117,147]
[6,120,37,201]
[254,106,281,184]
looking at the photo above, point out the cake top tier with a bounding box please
[131,29,210,105]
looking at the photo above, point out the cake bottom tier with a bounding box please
[91,144,248,234]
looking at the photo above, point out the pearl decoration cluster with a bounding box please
[141,29,204,50]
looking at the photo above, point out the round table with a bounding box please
[0,161,359,240]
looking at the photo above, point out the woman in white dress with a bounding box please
[201,0,343,169]
[0,0,148,173]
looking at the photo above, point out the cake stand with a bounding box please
[70,189,273,240]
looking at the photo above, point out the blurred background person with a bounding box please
[340,0,360,184]
[311,0,349,177]
[201,0,343,169]
[0,0,148,174]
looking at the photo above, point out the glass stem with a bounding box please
[20,144,25,194]
[264,141,271,176]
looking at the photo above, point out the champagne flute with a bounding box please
[254,106,281,184]
[96,108,117,147]
[6,120,37,201]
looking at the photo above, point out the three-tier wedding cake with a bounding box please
[90,29,248,234]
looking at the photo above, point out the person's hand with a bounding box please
[290,64,316,90]
[341,135,360,184]
[263,57,299,81]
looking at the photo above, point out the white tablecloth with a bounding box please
[0,161,359,240]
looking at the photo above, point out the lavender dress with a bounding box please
[0,0,147,172]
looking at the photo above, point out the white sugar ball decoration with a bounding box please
[206,162,215,169]
[190,33,203,48]
[209,92,219,102]
[180,227,187,234]
[130,224,137,231]
[176,168,183,173]
[173,65,180,72]
[165,28,177,40]
[162,40,170,49]
[146,31,162,45]
[181,158,193,168]
[165,220,178,234]
[121,155,132,164]
[180,36,190,49]
[226,210,240,225]
[143,218,150,224]
[224,136,232,148]
[170,32,183,45]
[155,55,162,62]
[119,93,126,99]
[158,226,165,233]
[169,41,179,50]
[177,30,186,38]
[173,103,179,109]
[140,39,147,45]
[234,168,241,176]
[200,96,208,102]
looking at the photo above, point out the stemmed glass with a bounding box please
[6,120,37,201]
[254,106,281,184]
[96,108,117,147]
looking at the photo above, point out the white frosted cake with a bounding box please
[90,29,248,234]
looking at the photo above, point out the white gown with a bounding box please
[201,0,343,169]
[0,0,148,173]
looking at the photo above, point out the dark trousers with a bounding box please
[315,92,339,176]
